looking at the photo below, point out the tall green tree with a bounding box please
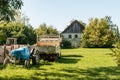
[79,20,86,27]
[105,16,119,41]
[0,30,7,45]
[35,23,59,36]
[0,22,36,45]
[82,17,114,48]
[0,13,36,45]
[0,0,23,21]
[23,25,36,45]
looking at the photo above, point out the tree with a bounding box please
[35,23,47,36]
[79,20,86,27]
[23,25,36,45]
[0,0,23,21]
[0,13,36,45]
[110,42,120,66]
[47,26,59,35]
[35,23,59,36]
[105,16,119,42]
[0,22,36,45]
[0,30,7,45]
[82,17,114,48]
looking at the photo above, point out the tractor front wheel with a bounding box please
[25,59,30,68]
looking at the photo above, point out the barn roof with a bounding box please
[62,20,85,33]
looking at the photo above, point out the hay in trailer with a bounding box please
[37,35,61,47]
[37,41,60,46]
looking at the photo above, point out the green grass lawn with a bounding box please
[0,48,120,80]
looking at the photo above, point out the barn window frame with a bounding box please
[75,34,78,38]
[68,35,72,38]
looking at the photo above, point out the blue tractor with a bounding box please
[3,46,40,68]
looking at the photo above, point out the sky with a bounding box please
[22,0,120,32]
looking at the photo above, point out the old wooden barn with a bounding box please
[61,20,85,47]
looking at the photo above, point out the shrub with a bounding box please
[110,42,120,66]
[61,40,71,48]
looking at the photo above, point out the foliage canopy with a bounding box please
[0,13,36,45]
[82,17,115,48]
[0,0,23,21]
[35,23,59,36]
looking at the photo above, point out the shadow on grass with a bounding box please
[24,66,120,80]
[60,66,120,79]
[58,54,83,64]
[0,66,120,80]
[33,66,120,80]
[58,57,81,64]
[0,65,120,79]
[27,61,53,70]
[62,54,83,57]
[0,63,3,70]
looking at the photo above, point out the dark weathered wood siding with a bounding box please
[62,20,84,33]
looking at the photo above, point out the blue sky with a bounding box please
[22,0,120,31]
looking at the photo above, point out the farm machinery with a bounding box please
[35,35,62,61]
[0,38,39,68]
[0,35,62,68]
[3,46,39,68]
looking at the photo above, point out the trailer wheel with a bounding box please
[25,59,30,68]
[58,52,61,58]
[57,53,61,59]
[36,54,40,64]
[32,54,40,65]
[3,57,10,68]
[32,56,36,65]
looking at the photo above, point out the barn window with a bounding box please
[68,35,72,38]
[75,34,78,38]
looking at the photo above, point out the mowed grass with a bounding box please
[0,48,120,80]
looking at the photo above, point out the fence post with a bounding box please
[3,45,6,59]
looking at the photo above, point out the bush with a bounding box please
[110,43,120,66]
[61,40,71,48]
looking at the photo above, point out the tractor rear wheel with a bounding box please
[32,54,40,65]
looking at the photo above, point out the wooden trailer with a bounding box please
[35,35,62,61]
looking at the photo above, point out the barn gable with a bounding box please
[62,20,85,33]
[61,20,85,48]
